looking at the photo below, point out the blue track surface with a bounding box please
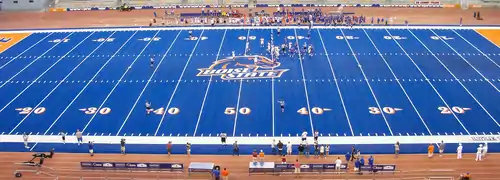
[0,26,499,154]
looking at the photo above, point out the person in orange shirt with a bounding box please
[221,168,229,180]
[428,143,435,158]
[259,150,265,162]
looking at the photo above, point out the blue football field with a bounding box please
[0,26,499,152]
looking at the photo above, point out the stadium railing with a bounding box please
[14,162,458,180]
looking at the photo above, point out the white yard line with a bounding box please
[9,32,113,134]
[429,29,500,92]
[411,29,500,128]
[30,31,139,151]
[0,32,89,114]
[362,29,433,136]
[293,29,314,134]
[153,30,205,136]
[339,28,394,136]
[0,33,74,89]
[316,29,354,136]
[231,29,250,137]
[1,26,500,34]
[452,29,500,69]
[192,29,227,136]
[271,29,275,137]
[472,29,500,49]
[116,30,182,135]
[389,29,471,135]
[0,33,53,70]
[82,30,161,132]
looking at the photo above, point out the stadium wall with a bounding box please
[0,0,52,11]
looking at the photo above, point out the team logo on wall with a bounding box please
[197,55,288,80]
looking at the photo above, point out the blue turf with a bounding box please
[0,27,499,153]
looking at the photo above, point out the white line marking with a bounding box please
[395,29,471,134]
[232,29,250,137]
[452,29,500,69]
[82,30,161,132]
[339,28,393,136]
[472,29,500,49]
[2,26,500,35]
[41,31,138,136]
[429,29,500,92]
[0,33,53,70]
[362,29,433,136]
[193,29,227,136]
[154,30,205,136]
[0,33,74,88]
[317,29,354,136]
[9,32,113,134]
[294,29,315,134]
[271,29,275,137]
[116,30,182,135]
[0,32,89,114]
[414,29,500,128]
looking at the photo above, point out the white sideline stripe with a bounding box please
[9,32,109,134]
[429,29,500,92]
[452,29,500,69]
[0,32,74,89]
[232,29,250,137]
[115,30,182,135]
[402,29,471,134]
[192,29,227,136]
[1,26,500,34]
[339,28,394,136]
[0,33,53,70]
[294,29,315,134]
[0,32,81,114]
[270,28,275,137]
[426,29,500,127]
[29,31,138,151]
[4,135,499,145]
[81,30,161,132]
[362,29,433,136]
[317,29,354,136]
[43,31,137,135]
[154,30,205,136]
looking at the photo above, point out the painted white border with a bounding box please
[1,135,499,145]
[1,26,500,34]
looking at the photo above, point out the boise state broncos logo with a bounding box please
[197,55,288,80]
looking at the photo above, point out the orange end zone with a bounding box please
[475,29,500,47]
[0,33,31,54]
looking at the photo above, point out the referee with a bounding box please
[220,132,227,146]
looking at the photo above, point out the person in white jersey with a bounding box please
[260,37,264,48]
[456,143,463,159]
[475,144,483,161]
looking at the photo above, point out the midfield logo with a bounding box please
[197,55,288,80]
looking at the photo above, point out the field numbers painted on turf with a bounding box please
[186,36,208,41]
[49,39,70,43]
[15,107,46,115]
[225,107,251,115]
[369,107,402,115]
[438,106,470,114]
[384,36,406,40]
[430,36,454,40]
[152,107,180,115]
[238,36,257,40]
[79,107,112,115]
[139,37,161,41]
[297,107,332,115]
[93,38,115,42]
[336,36,359,40]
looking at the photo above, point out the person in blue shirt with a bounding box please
[88,141,94,157]
[345,152,351,162]
[212,168,221,180]
[354,159,361,172]
[368,156,374,167]
[359,156,365,166]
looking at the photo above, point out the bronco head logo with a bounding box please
[197,55,288,80]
